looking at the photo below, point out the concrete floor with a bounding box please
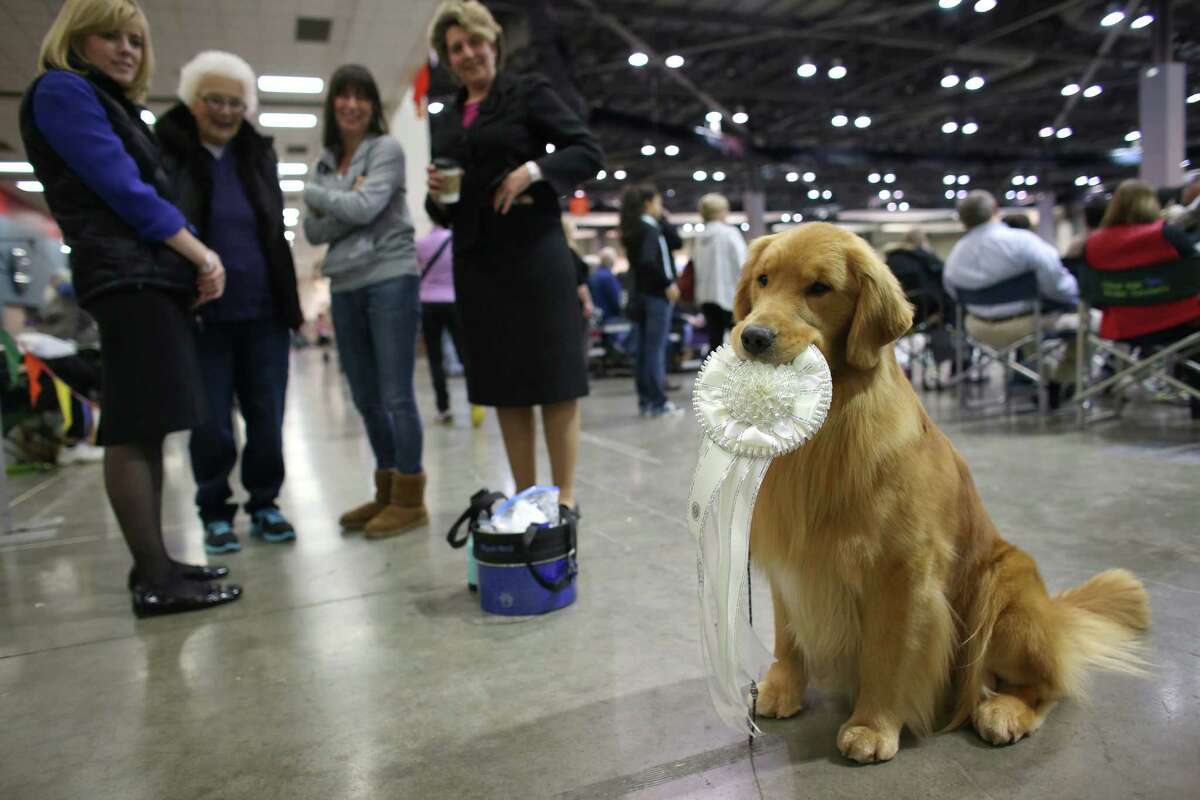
[2,348,1198,800]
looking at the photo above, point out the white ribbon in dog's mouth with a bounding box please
[687,344,832,734]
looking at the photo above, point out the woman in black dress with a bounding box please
[426,1,603,514]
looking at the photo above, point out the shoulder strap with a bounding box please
[421,235,452,282]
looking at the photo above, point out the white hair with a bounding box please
[177,50,258,114]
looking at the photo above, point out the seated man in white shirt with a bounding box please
[943,190,1084,407]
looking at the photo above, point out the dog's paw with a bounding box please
[754,662,806,718]
[973,694,1037,746]
[837,722,900,764]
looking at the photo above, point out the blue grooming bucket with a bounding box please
[447,489,577,616]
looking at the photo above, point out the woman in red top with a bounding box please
[1085,179,1200,418]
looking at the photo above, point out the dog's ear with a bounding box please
[734,235,777,321]
[845,240,913,370]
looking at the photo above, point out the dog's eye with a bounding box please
[757,274,768,287]
[806,282,832,296]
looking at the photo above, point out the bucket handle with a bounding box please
[520,519,578,592]
[447,489,506,549]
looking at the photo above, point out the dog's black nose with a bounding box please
[740,325,776,355]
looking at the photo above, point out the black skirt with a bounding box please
[87,289,205,445]
[454,228,589,407]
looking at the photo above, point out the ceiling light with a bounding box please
[941,69,960,89]
[945,189,956,199]
[883,173,896,184]
[682,223,694,233]
[427,101,444,115]
[740,223,750,232]
[958,174,970,184]
[664,144,680,157]
[546,143,557,154]
[1039,126,1056,138]
[731,110,749,125]
[279,180,305,193]
[939,0,962,8]
[0,161,33,173]
[284,230,296,242]
[887,202,898,211]
[695,223,706,232]
[894,190,904,199]
[964,72,986,91]
[595,170,607,180]
[693,170,708,181]
[943,175,956,185]
[259,113,318,128]
[942,120,959,134]
[831,113,849,127]
[780,213,792,223]
[1083,84,1103,98]
[794,213,804,222]
[1012,175,1026,185]
[1189,93,1200,104]
[1100,9,1125,27]
[665,54,685,69]
[1056,126,1073,138]
[803,171,816,182]
[1074,175,1089,186]
[1006,190,1017,200]
[258,75,324,94]
[1017,190,1028,200]
[1061,83,1080,96]
[808,189,821,199]
[868,172,881,183]
[956,189,968,199]
[1026,175,1039,185]
[1130,14,1153,29]
[786,171,800,182]
[60,244,72,254]
[822,189,832,200]
[961,121,979,135]
[827,60,847,80]
[899,201,911,211]
[974,0,996,11]
[1088,176,1101,186]
[712,171,726,182]
[705,110,723,124]
[1125,131,1141,142]
[879,189,891,200]
[613,169,627,180]
[140,109,156,125]
[17,180,43,192]
[854,114,872,128]
[628,52,649,67]
[640,143,656,156]
[796,58,818,79]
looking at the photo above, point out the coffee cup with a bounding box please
[433,158,463,204]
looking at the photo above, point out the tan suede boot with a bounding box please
[339,470,391,531]
[364,471,429,539]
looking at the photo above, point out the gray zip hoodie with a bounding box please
[302,134,417,292]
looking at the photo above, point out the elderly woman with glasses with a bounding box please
[156,51,304,555]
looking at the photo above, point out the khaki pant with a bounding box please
[965,312,1080,385]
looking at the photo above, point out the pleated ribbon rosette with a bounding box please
[686,344,832,734]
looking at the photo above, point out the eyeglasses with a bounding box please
[200,95,246,113]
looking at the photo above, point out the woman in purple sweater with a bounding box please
[21,0,240,616]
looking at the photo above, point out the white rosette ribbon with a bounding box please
[686,344,832,734]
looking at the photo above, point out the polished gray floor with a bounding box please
[2,349,1198,799]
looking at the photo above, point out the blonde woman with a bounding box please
[691,192,747,351]
[21,0,240,616]
[426,1,604,517]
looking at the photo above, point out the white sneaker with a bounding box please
[58,442,104,465]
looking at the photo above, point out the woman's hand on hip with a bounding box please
[195,250,226,305]
[493,164,533,214]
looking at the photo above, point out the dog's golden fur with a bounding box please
[734,223,1149,763]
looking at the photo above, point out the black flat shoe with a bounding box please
[131,582,242,618]
[127,563,231,591]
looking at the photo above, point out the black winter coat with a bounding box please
[155,104,303,329]
[19,66,194,305]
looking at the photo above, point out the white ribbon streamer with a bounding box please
[687,344,832,734]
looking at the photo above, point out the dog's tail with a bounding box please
[1049,568,1151,698]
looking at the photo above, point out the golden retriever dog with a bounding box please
[735,223,1149,763]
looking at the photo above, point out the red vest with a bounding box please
[1084,221,1200,340]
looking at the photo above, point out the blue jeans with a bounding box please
[635,295,672,411]
[331,276,423,474]
[190,318,290,523]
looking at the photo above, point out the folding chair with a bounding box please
[953,272,1069,416]
[1072,256,1200,426]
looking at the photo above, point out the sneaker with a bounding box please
[250,508,296,543]
[649,401,684,417]
[57,442,104,466]
[204,521,241,554]
[436,410,454,425]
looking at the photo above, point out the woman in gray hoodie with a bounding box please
[303,64,426,539]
